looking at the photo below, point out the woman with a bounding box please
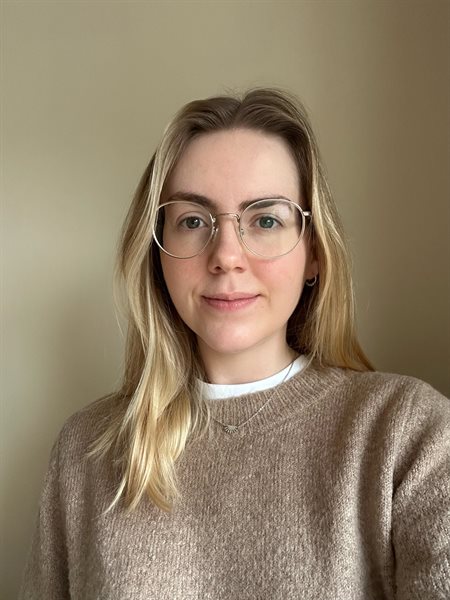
[20,89,449,599]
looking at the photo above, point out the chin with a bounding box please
[197,330,269,357]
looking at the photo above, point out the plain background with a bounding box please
[1,0,449,597]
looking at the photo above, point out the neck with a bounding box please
[199,340,298,385]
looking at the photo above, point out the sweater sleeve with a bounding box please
[392,381,450,599]
[19,431,70,600]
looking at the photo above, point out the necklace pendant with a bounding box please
[223,424,238,434]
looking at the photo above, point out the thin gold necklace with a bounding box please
[211,358,297,434]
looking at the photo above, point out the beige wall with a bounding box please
[2,0,449,596]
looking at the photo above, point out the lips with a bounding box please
[203,292,259,301]
[201,293,260,311]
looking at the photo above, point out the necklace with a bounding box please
[211,358,297,434]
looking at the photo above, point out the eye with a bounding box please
[176,213,209,230]
[257,215,279,229]
[249,214,283,230]
[181,216,204,229]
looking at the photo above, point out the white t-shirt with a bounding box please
[200,355,309,400]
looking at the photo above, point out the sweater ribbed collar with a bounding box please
[206,360,347,437]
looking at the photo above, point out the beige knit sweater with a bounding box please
[20,363,450,599]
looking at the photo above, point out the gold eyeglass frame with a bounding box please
[152,198,312,259]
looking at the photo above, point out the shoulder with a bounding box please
[299,362,449,439]
[328,368,450,470]
[310,363,448,409]
[343,368,448,425]
[53,393,125,464]
[306,366,449,490]
[341,369,449,416]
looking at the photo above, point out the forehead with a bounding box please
[162,128,301,208]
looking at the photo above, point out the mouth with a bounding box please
[201,293,260,311]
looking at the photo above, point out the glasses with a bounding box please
[153,199,312,259]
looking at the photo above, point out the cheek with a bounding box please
[160,255,199,305]
[261,249,308,292]
[161,258,182,299]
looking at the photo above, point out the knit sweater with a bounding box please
[20,363,450,600]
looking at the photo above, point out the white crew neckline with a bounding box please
[199,355,309,400]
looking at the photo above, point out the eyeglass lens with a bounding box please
[153,200,305,258]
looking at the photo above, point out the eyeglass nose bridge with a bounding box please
[211,212,243,238]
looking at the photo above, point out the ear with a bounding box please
[304,236,319,281]
[305,257,319,281]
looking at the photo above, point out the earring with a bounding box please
[305,275,317,287]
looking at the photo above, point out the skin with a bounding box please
[160,128,319,384]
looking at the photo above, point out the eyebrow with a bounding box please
[166,191,295,211]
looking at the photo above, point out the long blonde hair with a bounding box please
[88,88,373,514]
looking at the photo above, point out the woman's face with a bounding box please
[159,128,318,369]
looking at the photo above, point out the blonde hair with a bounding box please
[88,88,373,514]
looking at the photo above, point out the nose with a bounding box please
[207,214,247,273]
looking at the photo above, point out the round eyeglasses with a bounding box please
[152,199,312,259]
